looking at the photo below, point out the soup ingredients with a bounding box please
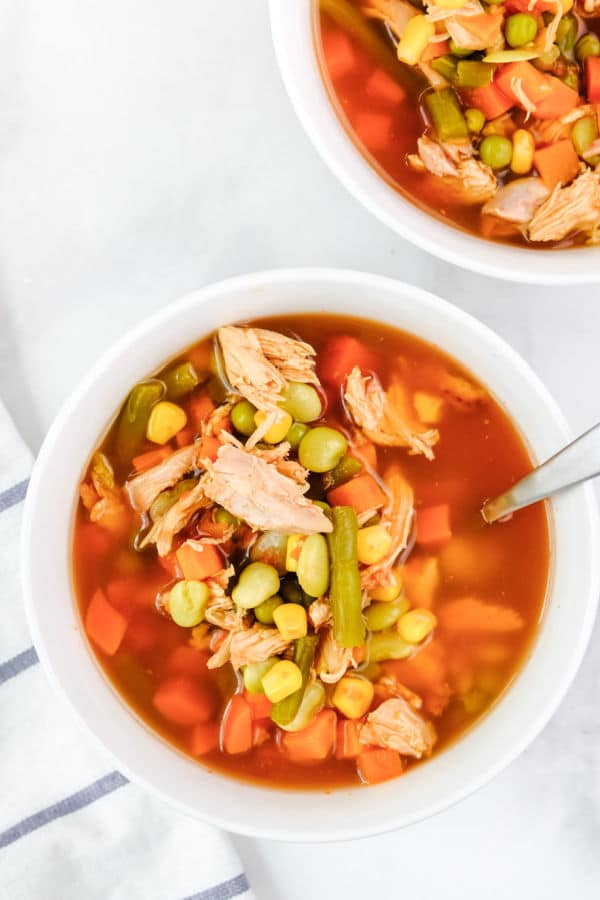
[168,580,209,627]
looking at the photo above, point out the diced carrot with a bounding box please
[189,721,220,756]
[533,140,580,189]
[253,721,274,748]
[401,556,440,609]
[105,575,162,614]
[464,83,514,120]
[319,335,374,387]
[354,111,393,151]
[327,473,387,515]
[196,434,221,463]
[122,613,163,655]
[323,29,355,80]
[437,597,524,633]
[85,589,128,656]
[336,719,361,759]
[132,446,172,473]
[152,676,217,725]
[175,425,195,448]
[365,68,406,104]
[587,57,600,103]
[357,748,405,784]
[416,504,452,545]
[281,709,337,763]
[353,644,367,665]
[222,694,253,754]
[534,77,579,120]
[453,12,501,47]
[176,541,223,580]
[188,394,216,430]
[166,645,209,677]
[159,551,179,578]
[385,640,452,716]
[421,39,450,63]
[495,62,550,108]
[243,691,273,720]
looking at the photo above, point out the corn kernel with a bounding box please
[254,409,293,444]
[273,603,307,641]
[560,0,573,12]
[511,129,535,175]
[261,660,303,703]
[370,569,403,602]
[357,525,393,566]
[285,534,306,572]
[397,15,435,65]
[146,401,187,444]
[397,608,437,644]
[332,677,375,719]
[414,391,443,425]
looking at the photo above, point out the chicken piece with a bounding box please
[482,177,550,225]
[227,626,290,671]
[409,137,497,205]
[424,0,483,22]
[252,328,319,386]
[141,480,210,556]
[206,632,234,670]
[374,675,423,709]
[580,0,600,13]
[445,6,503,51]
[362,0,417,38]
[308,597,332,630]
[359,697,436,758]
[201,401,233,439]
[316,628,357,684]
[80,452,130,533]
[218,326,287,413]
[205,590,243,631]
[527,170,600,243]
[127,444,198,514]
[361,466,415,592]
[345,367,439,460]
[203,444,332,535]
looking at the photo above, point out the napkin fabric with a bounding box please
[0,402,254,900]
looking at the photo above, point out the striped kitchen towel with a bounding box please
[0,401,254,900]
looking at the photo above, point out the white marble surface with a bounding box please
[1,1,599,896]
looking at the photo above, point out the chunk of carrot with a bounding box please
[175,425,195,448]
[166,645,209,677]
[319,335,374,387]
[281,709,337,762]
[421,39,450,64]
[222,694,253,755]
[437,597,524,633]
[587,57,600,103]
[159,551,179,578]
[188,394,215,430]
[131,446,172,473]
[463,83,514,120]
[357,748,405,784]
[243,690,273,720]
[349,439,377,470]
[336,719,361,759]
[327,473,387,515]
[196,435,221,463]
[323,30,355,80]
[85,589,128,656]
[534,77,579,120]
[495,62,550,108]
[365,68,406,104]
[416,504,452,545]
[176,541,223,581]
[401,556,440,609]
[189,721,220,756]
[533,140,580,189]
[354,111,392,151]
[152,676,217,725]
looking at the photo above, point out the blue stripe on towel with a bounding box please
[183,874,251,900]
[0,478,29,513]
[0,646,39,686]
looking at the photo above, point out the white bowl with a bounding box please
[269,2,600,284]
[22,269,599,841]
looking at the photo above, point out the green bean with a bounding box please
[364,596,410,632]
[465,107,486,134]
[149,478,197,521]
[455,61,494,88]
[232,562,280,610]
[561,68,579,92]
[243,658,277,694]
[448,39,473,58]
[270,635,318,726]
[479,135,513,170]
[254,594,283,625]
[424,89,469,143]
[572,115,600,165]
[116,381,164,465]
[206,374,228,405]
[368,629,414,662]
[556,14,577,56]
[327,506,365,648]
[298,426,348,472]
[278,678,326,733]
[250,531,289,574]
[504,13,538,49]
[430,55,458,83]
[231,399,257,436]
[297,534,330,598]
[169,580,209,628]
[575,32,600,63]
[322,454,362,492]
[285,422,310,450]
[162,362,199,399]
[280,383,322,423]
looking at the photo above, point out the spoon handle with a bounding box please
[482,421,600,524]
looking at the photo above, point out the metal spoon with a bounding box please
[482,422,600,524]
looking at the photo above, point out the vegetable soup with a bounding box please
[74,315,549,789]
[317,0,600,247]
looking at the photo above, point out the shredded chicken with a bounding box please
[581,0,600,14]
[316,628,357,684]
[510,76,536,119]
[203,444,332,535]
[445,5,503,51]
[308,597,332,630]
[80,453,129,532]
[218,325,286,413]
[252,328,319,386]
[374,675,423,709]
[205,587,243,631]
[206,632,233,669]
[527,169,600,243]
[409,136,497,205]
[362,0,416,38]
[482,177,550,225]
[226,626,290,671]
[362,467,414,592]
[359,698,436,758]
[140,480,211,556]
[425,0,484,23]
[345,367,439,460]
[127,444,198,514]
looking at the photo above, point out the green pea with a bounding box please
[298,426,348,473]
[479,135,513,170]
[364,596,410,632]
[214,507,240,527]
[243,658,277,693]
[297,534,330,598]
[448,39,472,58]
[504,13,538,48]
[285,422,310,450]
[465,107,486,134]
[231,399,257,436]
[169,580,209,628]
[250,531,289,574]
[572,114,599,160]
[368,629,414,663]
[575,32,600,63]
[254,594,284,625]
[232,562,280,610]
[556,14,577,56]
[533,44,560,71]
[280,383,322,423]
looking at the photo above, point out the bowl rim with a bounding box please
[21,268,600,841]
[268,1,600,285]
